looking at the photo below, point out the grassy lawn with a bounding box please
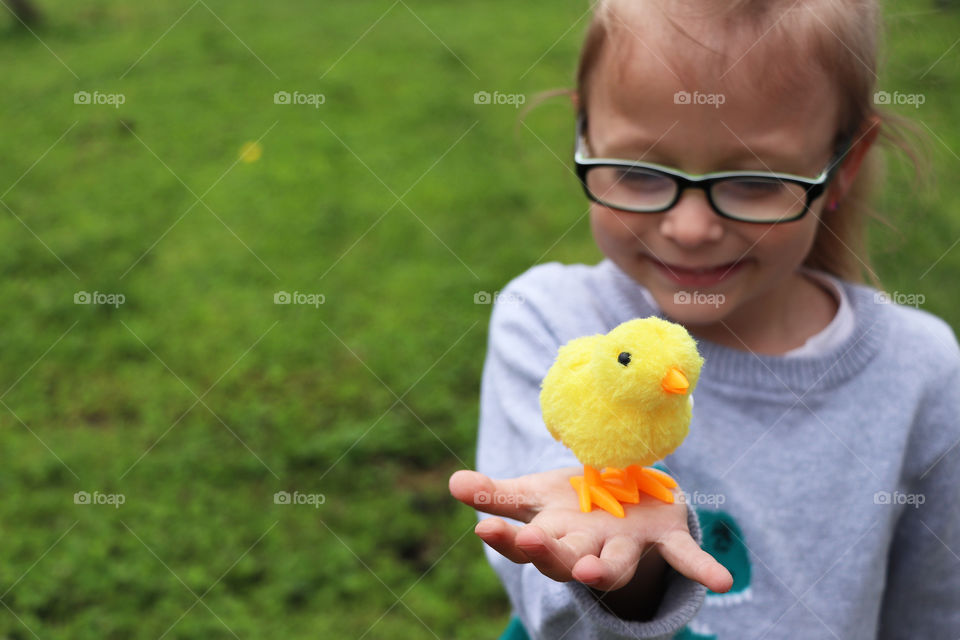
[0,1,957,638]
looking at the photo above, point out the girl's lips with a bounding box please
[647,256,748,288]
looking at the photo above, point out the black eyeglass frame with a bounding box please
[573,116,852,224]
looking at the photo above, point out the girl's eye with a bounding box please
[720,178,784,199]
[615,169,672,193]
[618,352,631,366]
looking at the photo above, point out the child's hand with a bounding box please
[449,468,733,594]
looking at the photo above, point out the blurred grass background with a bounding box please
[0,0,957,638]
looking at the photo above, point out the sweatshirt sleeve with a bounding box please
[878,329,960,638]
[476,275,704,640]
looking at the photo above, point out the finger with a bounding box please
[571,535,642,590]
[448,470,537,521]
[657,529,734,593]
[474,517,530,564]
[515,524,594,583]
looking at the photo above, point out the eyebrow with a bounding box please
[604,139,797,166]
[598,141,808,174]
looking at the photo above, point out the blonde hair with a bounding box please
[526,0,929,286]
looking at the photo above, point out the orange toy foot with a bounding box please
[570,464,678,517]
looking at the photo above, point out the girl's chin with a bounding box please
[652,291,733,326]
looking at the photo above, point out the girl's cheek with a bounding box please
[592,207,652,246]
[589,208,621,252]
[743,221,819,260]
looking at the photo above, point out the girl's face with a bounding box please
[584,32,855,347]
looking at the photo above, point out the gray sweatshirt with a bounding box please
[476,258,960,639]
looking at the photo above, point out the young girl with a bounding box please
[449,0,960,638]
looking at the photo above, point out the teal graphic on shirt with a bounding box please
[674,508,752,639]
[675,626,715,640]
[700,510,751,597]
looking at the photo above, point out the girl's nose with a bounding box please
[658,189,724,248]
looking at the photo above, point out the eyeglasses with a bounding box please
[573,117,851,223]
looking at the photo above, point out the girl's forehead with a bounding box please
[585,20,841,171]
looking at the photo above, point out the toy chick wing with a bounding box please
[539,317,704,517]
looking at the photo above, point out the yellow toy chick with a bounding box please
[539,317,704,517]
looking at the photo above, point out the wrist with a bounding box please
[590,546,668,621]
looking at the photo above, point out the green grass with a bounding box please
[0,1,958,638]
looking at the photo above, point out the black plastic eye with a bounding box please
[618,352,631,366]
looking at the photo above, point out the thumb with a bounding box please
[657,529,734,594]
[448,470,536,522]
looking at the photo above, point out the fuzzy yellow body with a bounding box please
[539,317,704,512]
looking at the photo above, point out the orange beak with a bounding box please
[661,366,689,395]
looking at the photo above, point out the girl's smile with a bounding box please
[646,255,750,289]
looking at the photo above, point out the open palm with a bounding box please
[449,467,733,594]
